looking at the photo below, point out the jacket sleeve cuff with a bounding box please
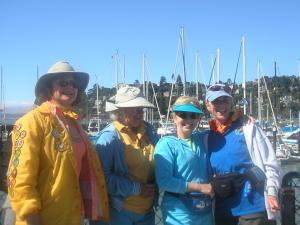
[267,186,277,197]
[11,198,41,220]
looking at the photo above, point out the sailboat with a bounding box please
[257,61,300,162]
[87,77,102,137]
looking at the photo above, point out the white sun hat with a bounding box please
[106,85,155,111]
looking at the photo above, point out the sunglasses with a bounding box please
[125,108,145,114]
[208,84,231,94]
[55,79,78,88]
[176,112,200,120]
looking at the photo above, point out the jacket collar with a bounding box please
[35,102,79,120]
[35,102,52,114]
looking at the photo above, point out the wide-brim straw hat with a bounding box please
[35,61,89,99]
[105,85,155,112]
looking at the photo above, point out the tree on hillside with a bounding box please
[176,75,183,96]
[159,76,167,86]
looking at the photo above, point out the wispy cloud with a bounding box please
[5,101,33,114]
[5,100,33,107]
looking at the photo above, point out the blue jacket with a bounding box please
[95,122,159,211]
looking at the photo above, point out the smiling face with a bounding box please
[206,96,232,125]
[173,112,201,139]
[51,75,78,109]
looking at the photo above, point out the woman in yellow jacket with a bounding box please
[7,61,109,225]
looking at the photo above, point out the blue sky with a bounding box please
[1,0,299,108]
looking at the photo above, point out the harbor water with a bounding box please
[281,161,300,174]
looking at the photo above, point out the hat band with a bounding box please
[173,103,203,114]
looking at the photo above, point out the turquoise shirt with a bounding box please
[154,132,213,225]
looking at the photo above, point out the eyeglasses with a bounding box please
[175,112,200,120]
[208,84,231,94]
[55,79,78,88]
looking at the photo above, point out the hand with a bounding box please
[199,183,215,198]
[140,183,156,197]
[267,195,279,213]
[247,115,256,124]
[241,114,256,124]
[187,182,214,198]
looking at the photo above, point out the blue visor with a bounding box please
[205,90,232,102]
[172,103,203,114]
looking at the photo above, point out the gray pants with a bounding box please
[215,212,276,225]
[0,191,15,225]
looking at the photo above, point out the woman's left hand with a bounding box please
[267,195,279,213]
[198,183,215,198]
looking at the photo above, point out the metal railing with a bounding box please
[280,171,300,225]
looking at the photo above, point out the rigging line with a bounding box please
[196,56,208,92]
[233,40,243,89]
[164,74,176,135]
[145,60,162,120]
[260,65,278,129]
[208,55,217,86]
[180,32,187,95]
[276,64,281,76]
[164,34,181,133]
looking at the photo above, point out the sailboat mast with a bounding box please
[180,27,187,96]
[0,65,6,133]
[298,59,300,126]
[257,61,262,124]
[142,54,148,121]
[274,61,278,123]
[210,55,215,84]
[123,56,126,84]
[195,51,199,100]
[95,75,99,115]
[217,49,220,83]
[36,65,39,80]
[114,50,119,91]
[95,74,100,132]
[242,36,247,115]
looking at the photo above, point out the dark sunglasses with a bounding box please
[176,112,200,120]
[208,84,231,94]
[56,79,78,88]
[125,108,145,113]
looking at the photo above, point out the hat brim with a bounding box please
[35,71,89,99]
[114,97,155,108]
[205,90,232,102]
[173,104,203,114]
[105,101,119,112]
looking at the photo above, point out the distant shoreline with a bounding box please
[2,113,26,125]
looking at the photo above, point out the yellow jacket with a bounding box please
[7,103,109,225]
